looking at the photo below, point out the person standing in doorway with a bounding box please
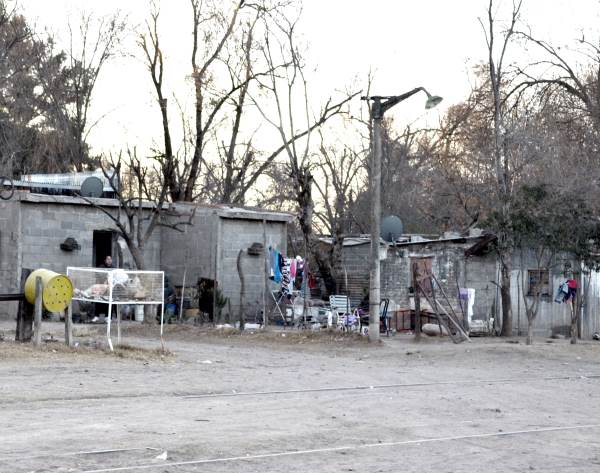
[91,255,114,322]
[99,255,114,269]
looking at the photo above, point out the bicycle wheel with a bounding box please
[0,176,14,200]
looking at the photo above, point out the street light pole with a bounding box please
[363,88,442,343]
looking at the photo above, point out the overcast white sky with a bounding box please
[19,0,600,156]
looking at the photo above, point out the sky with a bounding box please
[18,0,600,157]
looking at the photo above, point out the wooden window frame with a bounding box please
[527,269,550,297]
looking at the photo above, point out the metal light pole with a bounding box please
[363,88,442,342]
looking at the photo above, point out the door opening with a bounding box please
[93,230,116,267]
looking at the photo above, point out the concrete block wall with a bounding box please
[18,202,160,272]
[218,218,287,320]
[508,252,574,338]
[0,198,161,320]
[338,244,370,306]
[338,240,498,323]
[0,199,21,318]
[160,208,219,287]
[463,255,498,322]
[583,270,600,338]
[381,245,467,308]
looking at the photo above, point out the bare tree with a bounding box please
[514,28,600,127]
[479,0,523,336]
[38,10,126,171]
[312,135,365,294]
[253,7,358,257]
[78,150,194,270]
[138,3,177,202]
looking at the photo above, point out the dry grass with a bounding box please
[112,343,173,360]
[116,322,370,347]
[0,338,172,361]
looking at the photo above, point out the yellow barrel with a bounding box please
[24,269,73,312]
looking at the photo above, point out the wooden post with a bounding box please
[33,276,43,347]
[65,302,73,347]
[413,263,421,340]
[262,219,268,329]
[16,268,33,342]
[117,305,121,346]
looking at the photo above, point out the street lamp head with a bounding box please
[425,93,443,109]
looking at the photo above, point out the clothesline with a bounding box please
[268,247,316,297]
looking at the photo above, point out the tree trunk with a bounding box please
[570,302,577,344]
[526,317,533,345]
[500,263,513,337]
[237,249,245,331]
[128,244,145,270]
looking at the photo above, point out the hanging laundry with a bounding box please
[269,248,282,283]
[290,258,297,280]
[281,258,292,296]
[566,279,578,302]
[554,282,569,304]
[294,256,304,290]
[308,270,317,289]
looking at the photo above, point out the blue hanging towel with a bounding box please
[270,248,282,283]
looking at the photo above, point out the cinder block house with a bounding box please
[0,193,292,320]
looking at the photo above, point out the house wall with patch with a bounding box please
[160,204,292,322]
[335,236,600,339]
[507,251,600,339]
[381,242,498,325]
[336,238,498,325]
[336,242,371,307]
[218,217,288,321]
[159,206,220,287]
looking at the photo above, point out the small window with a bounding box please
[527,269,550,296]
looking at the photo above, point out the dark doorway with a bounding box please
[93,230,115,267]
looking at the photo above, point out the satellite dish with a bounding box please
[80,176,104,198]
[380,215,403,242]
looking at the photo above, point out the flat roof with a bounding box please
[16,193,294,222]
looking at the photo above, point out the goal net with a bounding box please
[67,267,163,305]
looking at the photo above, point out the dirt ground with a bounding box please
[1,320,600,473]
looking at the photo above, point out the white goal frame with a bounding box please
[67,267,165,351]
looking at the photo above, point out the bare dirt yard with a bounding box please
[1,320,600,472]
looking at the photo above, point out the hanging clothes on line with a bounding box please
[269,247,282,283]
[566,279,578,302]
[281,258,292,296]
[294,256,303,290]
[555,279,578,303]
